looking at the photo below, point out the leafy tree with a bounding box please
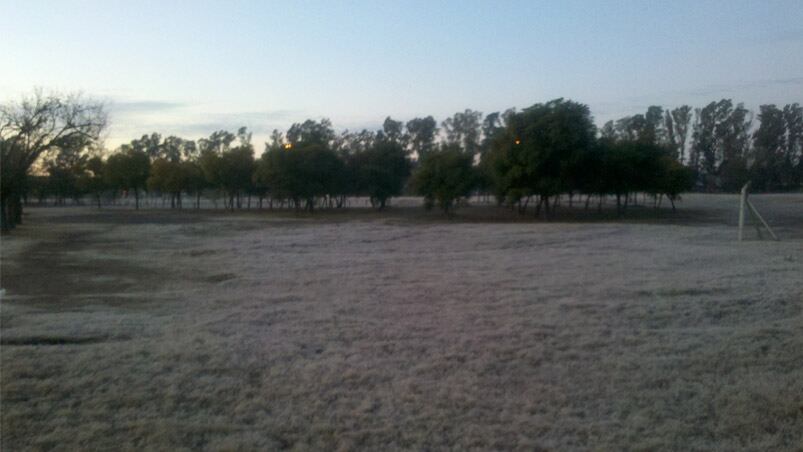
[690,99,751,190]
[338,129,376,154]
[491,98,596,216]
[46,163,80,205]
[405,116,438,161]
[480,112,505,160]
[414,147,476,213]
[80,156,106,208]
[643,106,666,145]
[198,129,238,207]
[354,141,411,209]
[379,116,405,145]
[105,147,150,209]
[255,144,344,211]
[442,109,483,156]
[199,130,236,155]
[752,104,789,191]
[162,136,196,162]
[267,129,285,152]
[205,127,256,209]
[783,103,803,189]
[131,132,163,160]
[600,121,616,140]
[665,106,693,163]
[147,158,187,208]
[658,157,694,211]
[286,118,335,147]
[615,114,647,142]
[0,91,106,231]
[182,161,206,208]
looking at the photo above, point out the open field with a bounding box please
[1,194,802,450]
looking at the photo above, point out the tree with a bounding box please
[783,103,803,189]
[354,141,411,209]
[752,104,788,191]
[413,147,476,213]
[643,106,665,145]
[658,157,694,211]
[690,99,751,191]
[105,147,150,209]
[380,116,405,145]
[442,109,483,156]
[131,132,163,160]
[198,130,237,206]
[81,156,106,208]
[338,129,376,154]
[490,98,596,216]
[405,116,438,161]
[286,119,335,147]
[147,158,187,208]
[1,91,106,231]
[665,106,693,163]
[615,114,647,142]
[480,112,505,160]
[204,127,256,210]
[255,144,344,211]
[182,161,206,208]
[162,136,196,162]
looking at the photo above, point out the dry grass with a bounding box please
[1,194,802,450]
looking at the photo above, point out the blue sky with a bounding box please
[2,0,801,148]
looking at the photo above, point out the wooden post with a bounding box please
[738,182,749,242]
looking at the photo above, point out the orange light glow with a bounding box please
[514,139,521,145]
[284,143,292,150]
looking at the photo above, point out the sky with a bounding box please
[2,0,802,149]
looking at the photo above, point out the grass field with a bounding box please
[1,194,802,450]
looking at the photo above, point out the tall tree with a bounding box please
[131,132,163,160]
[665,106,693,163]
[105,147,150,209]
[643,105,665,145]
[480,112,504,159]
[414,146,476,213]
[354,141,411,209]
[286,118,335,147]
[783,103,803,188]
[442,109,483,156]
[380,116,405,145]
[691,99,751,190]
[406,116,438,161]
[490,99,596,216]
[752,104,788,191]
[0,91,106,231]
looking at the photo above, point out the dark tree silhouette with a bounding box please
[105,147,149,209]
[1,91,106,231]
[405,116,438,161]
[414,146,476,213]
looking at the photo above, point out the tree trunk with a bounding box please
[1,195,10,233]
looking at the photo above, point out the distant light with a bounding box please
[284,143,292,150]
[514,139,521,145]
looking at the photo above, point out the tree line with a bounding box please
[2,91,801,231]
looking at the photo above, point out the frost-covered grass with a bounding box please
[1,194,802,450]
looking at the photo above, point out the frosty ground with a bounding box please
[1,194,802,451]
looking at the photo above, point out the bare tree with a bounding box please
[1,90,106,231]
